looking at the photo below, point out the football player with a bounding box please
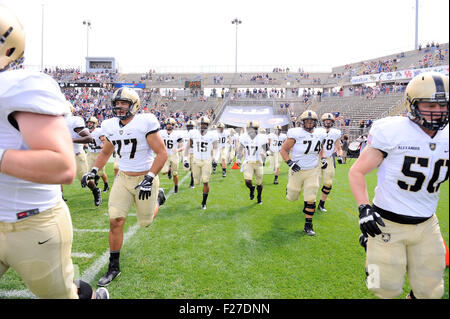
[65,106,102,206]
[216,122,231,177]
[280,110,327,236]
[86,116,109,192]
[236,121,269,205]
[348,72,449,299]
[267,125,287,184]
[160,118,184,193]
[0,5,108,299]
[81,87,168,287]
[183,116,219,210]
[315,113,343,212]
[228,128,237,165]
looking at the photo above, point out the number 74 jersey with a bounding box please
[101,113,160,172]
[369,116,449,218]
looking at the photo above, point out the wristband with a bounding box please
[148,172,155,178]
[92,167,99,174]
[0,149,6,172]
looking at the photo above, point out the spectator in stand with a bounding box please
[359,119,365,136]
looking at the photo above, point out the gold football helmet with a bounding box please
[0,5,25,72]
[186,119,196,130]
[87,116,98,128]
[111,87,141,120]
[246,120,260,130]
[300,110,318,131]
[165,118,177,126]
[199,116,210,125]
[404,72,449,131]
[321,113,335,128]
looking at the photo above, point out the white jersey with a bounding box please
[0,69,70,222]
[368,116,449,219]
[101,113,160,172]
[160,129,184,155]
[87,127,104,154]
[238,133,269,162]
[189,129,219,160]
[315,127,341,158]
[267,132,287,152]
[287,127,327,170]
[65,115,87,154]
[184,129,194,154]
[217,130,230,149]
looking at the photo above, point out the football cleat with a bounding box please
[274,178,279,185]
[94,287,110,299]
[157,188,166,206]
[257,197,262,205]
[201,204,207,210]
[249,186,255,200]
[304,223,316,236]
[98,264,121,287]
[93,188,102,206]
[103,183,110,192]
[317,205,327,212]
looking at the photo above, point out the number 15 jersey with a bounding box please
[369,116,449,218]
[101,113,160,172]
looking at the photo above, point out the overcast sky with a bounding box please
[1,0,449,73]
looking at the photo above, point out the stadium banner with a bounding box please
[219,106,290,128]
[351,65,449,84]
[114,83,146,88]
[59,82,103,88]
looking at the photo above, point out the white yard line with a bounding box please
[74,228,109,233]
[72,252,95,258]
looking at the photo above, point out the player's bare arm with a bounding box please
[146,131,168,176]
[348,146,384,206]
[1,112,75,184]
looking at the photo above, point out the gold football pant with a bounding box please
[0,200,78,299]
[161,153,179,176]
[108,171,160,227]
[87,152,105,175]
[366,214,446,299]
[192,158,212,184]
[75,152,89,181]
[286,166,320,202]
[243,161,264,185]
[318,157,335,187]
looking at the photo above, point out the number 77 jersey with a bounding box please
[101,113,160,172]
[369,117,449,218]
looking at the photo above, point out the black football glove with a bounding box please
[321,158,328,169]
[135,174,154,200]
[359,233,368,252]
[337,156,343,164]
[183,160,190,169]
[358,204,385,237]
[286,159,301,172]
[81,168,98,188]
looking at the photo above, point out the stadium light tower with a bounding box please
[231,18,242,73]
[83,19,92,57]
[414,0,419,50]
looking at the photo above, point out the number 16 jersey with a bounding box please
[368,116,449,218]
[101,113,160,172]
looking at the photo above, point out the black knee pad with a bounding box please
[321,185,332,195]
[76,279,93,299]
[303,201,316,215]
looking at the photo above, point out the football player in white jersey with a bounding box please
[65,108,102,206]
[183,116,219,210]
[160,118,184,193]
[81,87,168,287]
[184,119,196,188]
[315,113,343,212]
[86,117,109,192]
[236,121,269,205]
[348,72,449,299]
[280,110,327,236]
[267,125,287,185]
[0,5,108,299]
[216,122,231,177]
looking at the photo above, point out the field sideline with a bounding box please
[0,159,448,299]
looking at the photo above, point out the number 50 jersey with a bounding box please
[101,113,160,172]
[369,116,449,219]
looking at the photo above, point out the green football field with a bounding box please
[0,159,448,299]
